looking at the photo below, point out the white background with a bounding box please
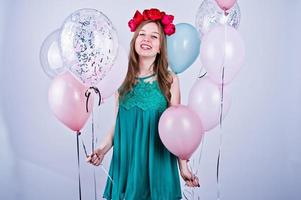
[0,0,300,199]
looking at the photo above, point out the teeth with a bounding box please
[141,44,152,50]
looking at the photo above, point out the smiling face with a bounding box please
[134,22,161,58]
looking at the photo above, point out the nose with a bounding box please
[142,34,151,42]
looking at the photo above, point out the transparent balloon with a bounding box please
[60,8,119,86]
[97,44,128,101]
[40,29,66,78]
[195,0,241,37]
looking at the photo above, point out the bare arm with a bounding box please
[169,72,200,187]
[98,91,119,154]
[168,72,187,169]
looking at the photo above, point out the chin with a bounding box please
[137,51,157,58]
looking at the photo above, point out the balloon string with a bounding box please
[219,23,227,128]
[183,135,205,199]
[217,107,225,200]
[198,60,207,79]
[198,134,206,165]
[198,72,207,79]
[84,86,102,198]
[216,24,227,200]
[76,132,82,200]
[93,169,97,200]
[81,139,115,185]
[85,86,102,113]
[91,110,97,200]
[100,163,115,184]
[92,109,95,157]
[219,66,225,128]
[216,145,222,200]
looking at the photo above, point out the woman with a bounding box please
[87,8,200,200]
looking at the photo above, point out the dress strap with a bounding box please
[135,73,156,80]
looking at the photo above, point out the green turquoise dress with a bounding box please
[103,73,182,200]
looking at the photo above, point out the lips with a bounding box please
[140,43,152,50]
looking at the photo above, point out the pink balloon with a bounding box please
[97,45,128,101]
[188,77,231,131]
[200,25,245,84]
[215,0,237,11]
[48,71,93,132]
[158,105,204,160]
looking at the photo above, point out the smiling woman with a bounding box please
[0,1,299,200]
[86,8,199,200]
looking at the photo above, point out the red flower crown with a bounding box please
[128,8,176,36]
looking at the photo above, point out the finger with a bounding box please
[95,159,101,166]
[183,173,193,181]
[190,173,196,180]
[187,182,194,187]
[92,153,99,159]
[92,158,99,165]
[185,180,194,187]
[193,176,200,187]
[86,156,92,162]
[192,180,199,187]
[190,176,197,187]
[92,157,100,165]
[90,154,99,162]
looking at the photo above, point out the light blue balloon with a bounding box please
[167,23,201,74]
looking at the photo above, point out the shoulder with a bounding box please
[168,70,181,105]
[168,70,179,86]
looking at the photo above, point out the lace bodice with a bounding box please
[119,73,167,112]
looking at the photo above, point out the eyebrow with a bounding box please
[140,30,160,35]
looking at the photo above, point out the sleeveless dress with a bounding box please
[103,73,182,200]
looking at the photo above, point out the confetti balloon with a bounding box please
[195,0,240,37]
[60,8,118,86]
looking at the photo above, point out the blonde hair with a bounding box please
[119,20,173,106]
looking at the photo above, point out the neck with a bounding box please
[138,56,156,75]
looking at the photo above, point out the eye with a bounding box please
[151,35,158,39]
[138,33,145,36]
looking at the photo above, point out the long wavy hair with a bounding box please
[119,20,173,106]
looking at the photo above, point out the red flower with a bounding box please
[146,8,162,20]
[128,8,176,36]
[128,10,144,32]
[128,19,137,32]
[133,10,144,25]
[142,9,149,20]
[161,14,174,25]
[164,23,176,36]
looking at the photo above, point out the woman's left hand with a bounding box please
[179,162,200,187]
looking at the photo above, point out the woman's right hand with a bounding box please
[86,148,106,166]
